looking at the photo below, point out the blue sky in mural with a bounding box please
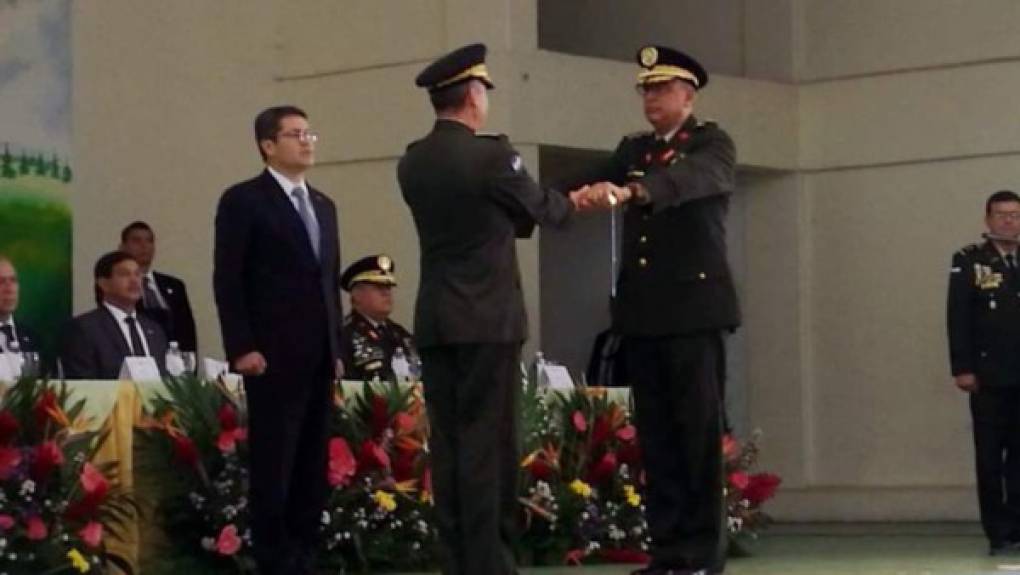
[0,0,71,157]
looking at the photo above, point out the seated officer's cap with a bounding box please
[341,255,398,292]
[636,45,708,90]
[415,43,495,92]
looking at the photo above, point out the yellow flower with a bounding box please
[623,485,641,507]
[569,479,593,499]
[373,490,397,512]
[67,548,90,572]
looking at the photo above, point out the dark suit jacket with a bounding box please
[398,120,574,347]
[138,271,198,353]
[558,115,741,337]
[947,241,1020,387]
[61,307,168,380]
[213,169,342,373]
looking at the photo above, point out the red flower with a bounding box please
[571,411,588,433]
[328,437,356,487]
[172,434,199,467]
[79,521,103,548]
[217,403,238,431]
[526,457,554,481]
[25,515,47,540]
[0,411,18,444]
[30,440,64,481]
[0,447,21,480]
[728,471,750,491]
[215,524,242,556]
[744,473,782,506]
[358,439,390,471]
[617,441,642,467]
[421,466,433,497]
[393,411,416,434]
[0,515,14,531]
[392,448,418,482]
[34,389,59,430]
[587,451,617,485]
[217,428,247,453]
[65,462,111,520]
[591,415,612,447]
[615,424,636,443]
[370,395,390,437]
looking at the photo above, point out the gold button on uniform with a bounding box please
[638,257,648,267]
[639,235,648,244]
[698,272,706,279]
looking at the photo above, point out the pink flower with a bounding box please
[587,451,617,485]
[358,439,390,471]
[79,521,103,548]
[728,471,750,491]
[571,411,588,433]
[615,424,637,442]
[591,415,612,447]
[0,515,14,530]
[393,412,416,434]
[328,437,356,487]
[25,515,47,540]
[216,524,242,556]
[217,428,246,453]
[81,462,109,498]
[0,446,21,480]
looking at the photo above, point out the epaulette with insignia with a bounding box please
[476,131,506,140]
[623,130,652,141]
[957,243,981,256]
[696,119,718,129]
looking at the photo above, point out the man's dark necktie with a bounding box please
[125,316,147,356]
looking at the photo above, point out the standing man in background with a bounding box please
[214,105,342,575]
[947,190,1020,556]
[399,43,582,575]
[565,45,740,575]
[119,221,198,353]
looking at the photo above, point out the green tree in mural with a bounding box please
[34,153,47,176]
[18,153,32,175]
[62,164,72,183]
[49,154,61,179]
[1,144,14,179]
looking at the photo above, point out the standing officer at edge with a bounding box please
[398,43,584,575]
[565,45,739,575]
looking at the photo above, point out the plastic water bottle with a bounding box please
[391,347,411,383]
[165,341,185,376]
[533,351,548,388]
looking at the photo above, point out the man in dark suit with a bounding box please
[947,190,1020,555]
[214,105,342,575]
[61,251,168,380]
[398,44,582,575]
[0,256,47,376]
[339,255,418,382]
[119,221,198,353]
[564,46,739,575]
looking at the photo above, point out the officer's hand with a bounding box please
[234,351,267,377]
[954,373,978,393]
[589,182,630,208]
[569,186,595,211]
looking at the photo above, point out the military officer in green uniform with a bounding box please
[339,254,418,382]
[563,45,739,575]
[947,190,1020,555]
[398,43,583,575]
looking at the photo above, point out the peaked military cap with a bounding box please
[341,255,398,292]
[415,43,494,92]
[636,45,709,90]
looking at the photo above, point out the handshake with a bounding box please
[567,182,642,212]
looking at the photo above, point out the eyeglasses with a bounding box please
[991,211,1020,221]
[277,130,319,144]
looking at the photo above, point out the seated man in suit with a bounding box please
[0,255,47,375]
[119,221,198,353]
[62,251,168,379]
[339,255,419,382]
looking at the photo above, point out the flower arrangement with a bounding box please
[518,379,650,566]
[318,381,438,572]
[0,378,136,574]
[723,430,781,555]
[135,375,255,572]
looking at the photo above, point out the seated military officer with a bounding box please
[339,255,419,382]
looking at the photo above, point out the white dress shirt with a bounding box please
[268,166,320,228]
[103,302,152,357]
[0,317,17,352]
